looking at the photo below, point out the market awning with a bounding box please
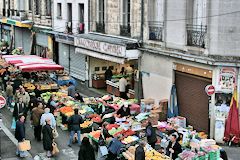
[19,64,64,72]
[3,55,54,65]
[0,18,32,28]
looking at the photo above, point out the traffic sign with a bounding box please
[0,96,6,109]
[205,85,215,96]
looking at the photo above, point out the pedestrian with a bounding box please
[34,84,41,98]
[28,92,38,112]
[78,137,95,160]
[20,88,30,107]
[105,67,113,81]
[106,135,123,160]
[116,103,131,118]
[13,97,27,121]
[68,108,83,147]
[2,67,11,90]
[67,81,76,97]
[135,141,145,160]
[40,108,56,128]
[74,93,84,102]
[12,76,22,94]
[31,102,44,141]
[47,95,59,113]
[6,81,13,109]
[145,121,157,149]
[15,115,28,158]
[42,118,54,158]
[119,75,128,99]
[166,132,182,160]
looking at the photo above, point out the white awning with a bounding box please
[75,48,125,64]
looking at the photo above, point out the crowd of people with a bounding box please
[1,68,187,160]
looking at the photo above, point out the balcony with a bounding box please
[120,25,131,37]
[96,22,105,33]
[12,10,28,21]
[187,24,207,48]
[148,22,164,41]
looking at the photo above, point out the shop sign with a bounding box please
[56,34,74,45]
[74,37,126,57]
[0,96,6,109]
[216,67,236,93]
[205,85,215,96]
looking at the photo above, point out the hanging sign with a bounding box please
[216,67,236,93]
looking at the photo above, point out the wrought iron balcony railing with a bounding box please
[187,24,207,48]
[96,22,105,33]
[120,24,131,37]
[149,21,164,41]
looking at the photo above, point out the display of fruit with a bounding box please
[89,130,101,140]
[59,106,73,114]
[80,120,93,128]
[145,150,170,160]
[92,116,102,123]
[24,83,36,90]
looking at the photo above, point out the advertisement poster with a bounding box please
[216,67,236,93]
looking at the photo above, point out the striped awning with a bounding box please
[0,18,32,28]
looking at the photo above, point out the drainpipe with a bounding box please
[140,0,144,41]
[163,0,167,48]
[88,0,90,32]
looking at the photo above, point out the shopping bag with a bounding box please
[99,146,108,156]
[11,118,16,129]
[18,140,31,151]
[52,141,59,155]
[52,128,59,138]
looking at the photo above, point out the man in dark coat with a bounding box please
[105,67,113,81]
[31,102,44,141]
[15,115,28,158]
[42,118,54,158]
[68,108,83,147]
[13,97,26,120]
[166,132,182,160]
[145,121,157,149]
[135,141,145,160]
[78,137,95,160]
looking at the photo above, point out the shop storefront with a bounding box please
[14,27,32,54]
[1,24,12,45]
[74,34,140,97]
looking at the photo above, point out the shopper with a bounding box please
[78,137,95,160]
[116,103,131,118]
[47,95,59,113]
[31,102,44,141]
[166,132,182,160]
[34,84,41,98]
[68,82,76,97]
[146,121,157,149]
[15,115,28,158]
[2,67,11,90]
[119,75,128,99]
[29,93,38,112]
[105,67,113,81]
[106,135,123,160]
[42,118,54,158]
[20,88,30,106]
[68,108,83,147]
[75,93,84,102]
[135,141,145,160]
[40,108,56,128]
[13,97,27,120]
[6,81,13,109]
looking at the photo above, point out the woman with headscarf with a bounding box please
[78,137,95,160]
[166,132,182,160]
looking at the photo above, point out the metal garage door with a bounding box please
[59,43,70,73]
[14,27,23,49]
[175,71,211,133]
[22,28,31,54]
[70,47,86,81]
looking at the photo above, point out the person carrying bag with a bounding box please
[52,139,59,155]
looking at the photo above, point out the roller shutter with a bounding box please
[22,28,31,54]
[14,27,23,49]
[70,48,86,81]
[175,71,211,133]
[58,43,70,73]
[36,33,48,47]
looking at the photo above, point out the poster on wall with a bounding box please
[216,67,237,93]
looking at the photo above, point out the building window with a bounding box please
[78,4,84,34]
[57,3,62,18]
[120,0,131,37]
[66,3,73,33]
[29,0,32,11]
[46,0,51,16]
[148,0,164,41]
[35,0,41,15]
[96,0,105,33]
[186,0,207,48]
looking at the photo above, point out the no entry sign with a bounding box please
[205,85,215,96]
[0,96,6,109]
